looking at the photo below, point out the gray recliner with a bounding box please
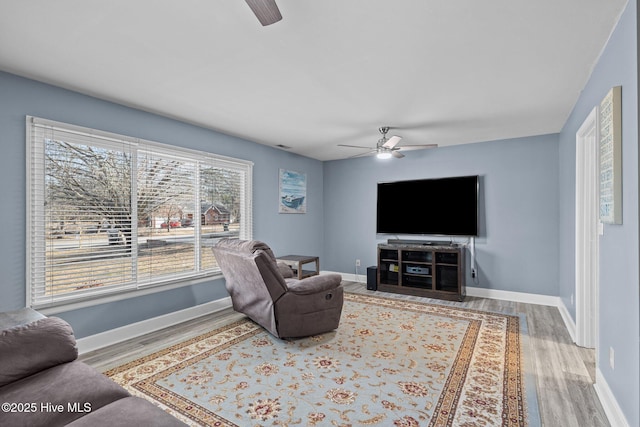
[212,238,344,338]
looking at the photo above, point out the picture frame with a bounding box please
[599,86,622,224]
[279,169,306,213]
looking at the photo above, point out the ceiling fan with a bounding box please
[338,126,437,159]
[245,0,282,26]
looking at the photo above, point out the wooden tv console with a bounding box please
[377,241,466,301]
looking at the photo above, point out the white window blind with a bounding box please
[27,116,253,309]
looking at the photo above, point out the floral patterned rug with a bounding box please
[106,292,539,426]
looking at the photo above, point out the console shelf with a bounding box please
[377,242,466,301]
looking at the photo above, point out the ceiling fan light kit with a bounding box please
[376,150,393,160]
[245,0,282,26]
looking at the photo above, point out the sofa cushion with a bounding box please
[66,396,187,427]
[0,316,78,387]
[0,360,130,427]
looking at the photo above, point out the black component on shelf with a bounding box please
[436,265,458,292]
[402,274,433,288]
[404,264,431,275]
[378,260,399,286]
[379,249,399,261]
[436,252,458,264]
[403,250,433,263]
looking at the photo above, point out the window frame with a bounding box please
[26,116,253,314]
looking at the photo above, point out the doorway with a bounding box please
[575,107,599,349]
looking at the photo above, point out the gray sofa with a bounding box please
[0,308,186,427]
[212,238,344,338]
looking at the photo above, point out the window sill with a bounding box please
[36,272,225,316]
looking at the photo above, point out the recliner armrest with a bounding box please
[285,273,342,295]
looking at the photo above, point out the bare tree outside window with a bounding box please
[28,117,252,308]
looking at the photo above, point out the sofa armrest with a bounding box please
[0,317,78,387]
[286,273,342,295]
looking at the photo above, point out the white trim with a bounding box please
[465,286,562,307]
[76,297,232,354]
[26,115,253,310]
[39,274,223,316]
[76,272,626,427]
[28,116,254,168]
[439,284,578,343]
[575,106,600,349]
[594,369,631,427]
[335,270,580,340]
[331,270,563,307]
[337,272,366,283]
[75,274,565,354]
[557,298,577,343]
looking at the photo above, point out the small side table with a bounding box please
[277,255,320,279]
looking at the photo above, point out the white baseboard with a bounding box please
[339,272,563,306]
[76,272,629,427]
[76,297,232,354]
[594,369,631,427]
[75,275,564,355]
[340,272,580,361]
[465,286,562,307]
[556,299,577,343]
[336,272,366,283]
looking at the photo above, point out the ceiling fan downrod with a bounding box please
[378,126,390,145]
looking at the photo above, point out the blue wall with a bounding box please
[559,1,639,425]
[1,4,638,420]
[0,71,325,338]
[323,134,560,297]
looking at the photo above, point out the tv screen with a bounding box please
[376,175,479,236]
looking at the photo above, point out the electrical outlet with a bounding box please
[355,259,361,267]
[609,347,615,370]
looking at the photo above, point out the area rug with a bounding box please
[105,293,540,426]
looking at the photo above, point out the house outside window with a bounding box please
[27,116,253,310]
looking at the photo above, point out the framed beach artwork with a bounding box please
[279,169,307,213]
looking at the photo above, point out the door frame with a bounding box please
[575,106,600,349]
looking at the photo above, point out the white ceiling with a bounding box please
[0,0,628,161]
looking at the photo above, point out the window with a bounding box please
[27,116,253,309]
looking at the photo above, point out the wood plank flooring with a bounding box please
[80,281,609,426]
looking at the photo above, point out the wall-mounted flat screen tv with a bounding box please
[376,175,479,236]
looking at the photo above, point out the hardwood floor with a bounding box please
[80,281,609,426]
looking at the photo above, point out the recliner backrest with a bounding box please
[212,238,288,302]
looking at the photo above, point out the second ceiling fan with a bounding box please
[339,127,437,159]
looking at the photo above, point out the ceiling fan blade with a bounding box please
[245,0,282,26]
[391,151,405,158]
[349,150,377,158]
[382,135,402,149]
[338,144,375,149]
[397,144,438,151]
